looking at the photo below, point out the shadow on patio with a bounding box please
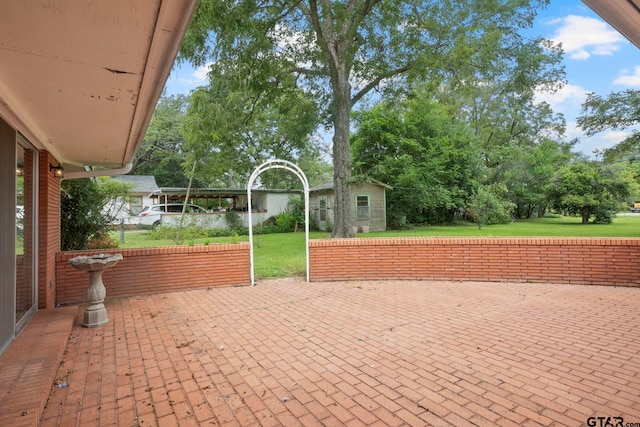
[2,278,640,426]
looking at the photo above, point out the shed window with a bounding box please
[319,197,327,221]
[130,196,143,215]
[356,195,370,219]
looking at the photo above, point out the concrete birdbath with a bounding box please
[68,253,123,327]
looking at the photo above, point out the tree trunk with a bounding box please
[331,73,354,238]
[537,205,546,219]
[581,208,590,224]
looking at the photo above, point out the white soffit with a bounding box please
[0,0,197,169]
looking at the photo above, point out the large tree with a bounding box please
[132,94,194,187]
[183,63,321,188]
[492,139,574,218]
[549,160,636,224]
[352,93,483,225]
[179,0,550,237]
[434,37,566,168]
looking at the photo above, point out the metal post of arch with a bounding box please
[247,159,310,286]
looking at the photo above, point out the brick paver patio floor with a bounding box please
[38,278,640,426]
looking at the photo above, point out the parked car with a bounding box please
[138,203,207,228]
[631,201,640,213]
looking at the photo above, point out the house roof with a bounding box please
[309,181,335,192]
[111,175,159,195]
[0,1,198,173]
[310,178,393,192]
[581,0,640,50]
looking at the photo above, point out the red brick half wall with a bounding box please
[56,243,250,305]
[309,237,640,286]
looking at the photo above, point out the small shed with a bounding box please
[309,179,392,232]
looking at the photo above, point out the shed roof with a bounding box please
[309,178,393,192]
[111,175,160,194]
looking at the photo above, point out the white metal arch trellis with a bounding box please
[247,159,310,286]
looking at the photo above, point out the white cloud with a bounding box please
[535,83,588,115]
[602,130,630,143]
[547,15,624,60]
[191,63,213,83]
[564,120,582,140]
[614,66,640,87]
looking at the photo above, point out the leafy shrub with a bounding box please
[467,185,515,229]
[87,234,119,249]
[387,211,413,230]
[254,196,307,234]
[148,223,249,241]
[275,211,297,231]
[593,208,614,224]
[225,211,242,228]
[61,178,130,250]
[287,195,305,231]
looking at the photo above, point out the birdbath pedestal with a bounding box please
[68,254,123,327]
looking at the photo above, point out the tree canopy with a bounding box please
[490,139,574,219]
[178,0,553,237]
[131,94,195,187]
[577,89,640,161]
[182,63,321,188]
[352,92,483,226]
[549,160,637,224]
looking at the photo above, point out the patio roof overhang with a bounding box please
[581,0,640,49]
[150,187,304,200]
[0,1,198,173]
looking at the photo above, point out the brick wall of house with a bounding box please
[55,243,250,305]
[38,151,61,309]
[309,237,640,286]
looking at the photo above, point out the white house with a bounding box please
[147,187,302,229]
[103,175,160,225]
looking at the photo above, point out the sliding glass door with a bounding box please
[16,140,36,329]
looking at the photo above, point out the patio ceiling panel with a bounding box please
[582,0,640,49]
[0,0,198,171]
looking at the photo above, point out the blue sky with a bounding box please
[533,1,640,156]
[163,0,640,158]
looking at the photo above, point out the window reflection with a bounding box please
[16,144,34,325]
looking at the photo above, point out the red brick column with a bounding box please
[38,151,61,308]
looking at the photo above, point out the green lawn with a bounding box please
[109,230,329,279]
[366,215,640,238]
[110,215,640,279]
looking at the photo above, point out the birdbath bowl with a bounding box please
[68,254,123,328]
